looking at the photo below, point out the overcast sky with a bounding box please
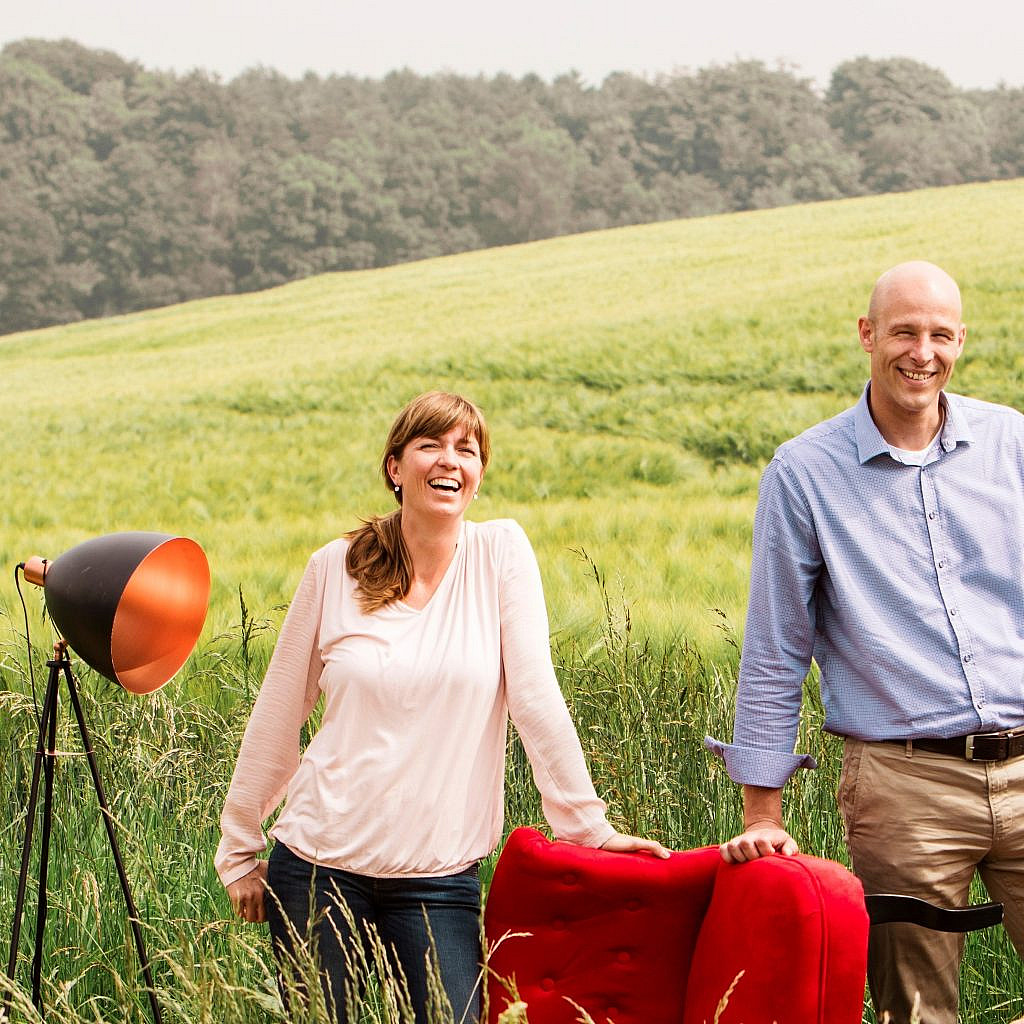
[1,0,1020,91]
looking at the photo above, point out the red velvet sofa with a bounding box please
[484,827,869,1024]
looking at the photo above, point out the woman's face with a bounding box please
[387,424,484,524]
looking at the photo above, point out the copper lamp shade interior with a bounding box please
[26,532,210,694]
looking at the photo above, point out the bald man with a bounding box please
[707,262,1024,1023]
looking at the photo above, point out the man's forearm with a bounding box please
[718,784,798,862]
[742,785,784,829]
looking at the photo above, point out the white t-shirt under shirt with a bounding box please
[887,417,944,467]
[215,519,614,886]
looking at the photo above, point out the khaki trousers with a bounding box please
[837,738,1024,1024]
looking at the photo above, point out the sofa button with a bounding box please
[616,951,631,963]
[552,918,566,930]
[562,872,577,885]
[626,898,641,911]
[540,978,555,991]
[607,1006,619,1016]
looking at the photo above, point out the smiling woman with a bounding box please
[347,391,491,613]
[214,389,669,1024]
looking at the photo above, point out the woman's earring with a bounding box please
[473,492,479,500]
[394,485,401,494]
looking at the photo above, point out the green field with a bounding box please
[2,178,1023,651]
[2,180,1024,1022]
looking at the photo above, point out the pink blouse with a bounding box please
[215,519,614,885]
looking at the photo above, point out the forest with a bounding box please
[2,36,1023,335]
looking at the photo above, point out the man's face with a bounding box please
[858,273,965,425]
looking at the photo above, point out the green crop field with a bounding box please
[2,179,1024,1022]
[2,177,1023,652]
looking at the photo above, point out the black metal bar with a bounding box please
[62,663,163,1024]
[30,668,59,1013]
[4,658,60,1021]
[866,893,1004,933]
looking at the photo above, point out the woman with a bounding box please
[215,391,668,1024]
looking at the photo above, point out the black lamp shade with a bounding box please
[30,532,210,694]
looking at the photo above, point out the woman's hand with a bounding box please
[600,832,672,859]
[226,861,268,923]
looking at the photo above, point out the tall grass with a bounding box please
[1,570,1020,1023]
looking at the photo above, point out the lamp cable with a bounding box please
[14,563,41,727]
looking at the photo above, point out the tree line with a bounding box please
[2,38,1022,335]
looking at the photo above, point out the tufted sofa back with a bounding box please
[484,827,869,1024]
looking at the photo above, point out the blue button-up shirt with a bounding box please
[707,385,1024,788]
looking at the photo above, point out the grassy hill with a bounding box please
[3,179,1024,1022]
[3,179,1024,658]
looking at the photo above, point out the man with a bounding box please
[706,261,1024,1023]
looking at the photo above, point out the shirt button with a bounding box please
[963,653,973,664]
[950,608,957,616]
[928,511,936,520]
[938,560,946,569]
[976,701,984,710]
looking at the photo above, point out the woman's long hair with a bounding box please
[345,391,491,613]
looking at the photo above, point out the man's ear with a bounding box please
[857,316,874,354]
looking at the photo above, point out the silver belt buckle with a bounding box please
[965,735,976,760]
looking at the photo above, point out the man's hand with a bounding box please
[718,784,799,863]
[719,820,799,863]
[226,861,268,923]
[600,831,672,859]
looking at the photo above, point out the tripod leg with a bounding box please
[61,666,163,1024]
[30,671,58,1011]
[4,661,60,1020]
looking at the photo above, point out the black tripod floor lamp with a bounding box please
[5,533,210,1023]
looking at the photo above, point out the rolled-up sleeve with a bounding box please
[706,457,821,787]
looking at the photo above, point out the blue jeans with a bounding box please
[266,842,482,1023]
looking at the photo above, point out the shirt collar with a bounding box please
[854,384,889,464]
[939,392,973,452]
[854,383,973,465]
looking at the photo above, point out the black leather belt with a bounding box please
[884,732,1024,761]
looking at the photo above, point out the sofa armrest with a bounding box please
[683,854,869,1024]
